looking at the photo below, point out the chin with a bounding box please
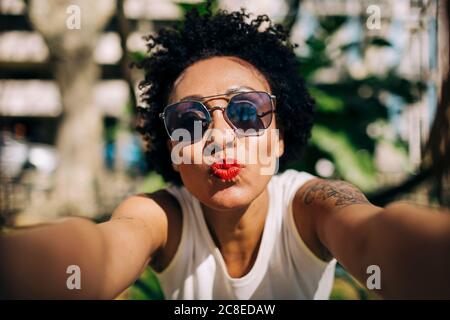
[204,186,253,211]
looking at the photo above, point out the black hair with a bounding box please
[135,1,315,185]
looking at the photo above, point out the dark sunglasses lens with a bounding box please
[226,92,273,132]
[164,101,210,141]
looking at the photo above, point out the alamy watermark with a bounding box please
[66,5,81,30]
[66,264,81,290]
[366,5,381,30]
[366,264,381,290]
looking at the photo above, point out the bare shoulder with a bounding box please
[291,178,372,261]
[113,189,180,219]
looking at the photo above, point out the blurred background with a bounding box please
[0,0,449,300]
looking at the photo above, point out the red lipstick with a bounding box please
[210,159,241,181]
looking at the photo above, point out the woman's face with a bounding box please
[168,56,284,211]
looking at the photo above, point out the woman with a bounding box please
[1,3,450,300]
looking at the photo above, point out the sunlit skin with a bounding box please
[166,56,284,276]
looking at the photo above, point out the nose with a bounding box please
[204,99,236,153]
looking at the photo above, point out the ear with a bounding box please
[276,135,285,158]
[273,127,284,158]
[166,139,180,172]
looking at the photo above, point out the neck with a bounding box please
[200,187,270,271]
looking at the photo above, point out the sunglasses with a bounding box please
[159,91,276,142]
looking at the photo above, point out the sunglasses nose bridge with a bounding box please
[208,105,226,113]
[203,101,239,138]
[203,95,229,111]
[208,105,233,131]
[202,97,229,125]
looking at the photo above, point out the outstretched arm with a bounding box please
[295,178,450,299]
[0,192,170,299]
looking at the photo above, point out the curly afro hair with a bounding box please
[135,1,315,186]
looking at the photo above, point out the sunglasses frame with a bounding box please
[159,91,277,141]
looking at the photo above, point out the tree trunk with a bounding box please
[27,0,115,218]
[424,0,450,206]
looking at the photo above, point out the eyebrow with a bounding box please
[178,86,255,102]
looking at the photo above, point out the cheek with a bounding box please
[177,163,211,201]
[178,164,205,184]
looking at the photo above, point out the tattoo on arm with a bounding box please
[303,180,369,208]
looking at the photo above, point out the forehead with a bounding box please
[170,56,271,102]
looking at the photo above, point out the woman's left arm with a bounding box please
[295,178,450,299]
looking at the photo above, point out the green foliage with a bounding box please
[311,125,377,190]
[136,171,167,194]
[309,87,344,113]
[130,268,165,300]
[289,14,424,192]
[177,0,219,17]
[130,50,147,64]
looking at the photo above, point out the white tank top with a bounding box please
[153,169,337,300]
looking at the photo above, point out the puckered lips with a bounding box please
[210,159,242,181]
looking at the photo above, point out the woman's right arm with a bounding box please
[0,192,169,299]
